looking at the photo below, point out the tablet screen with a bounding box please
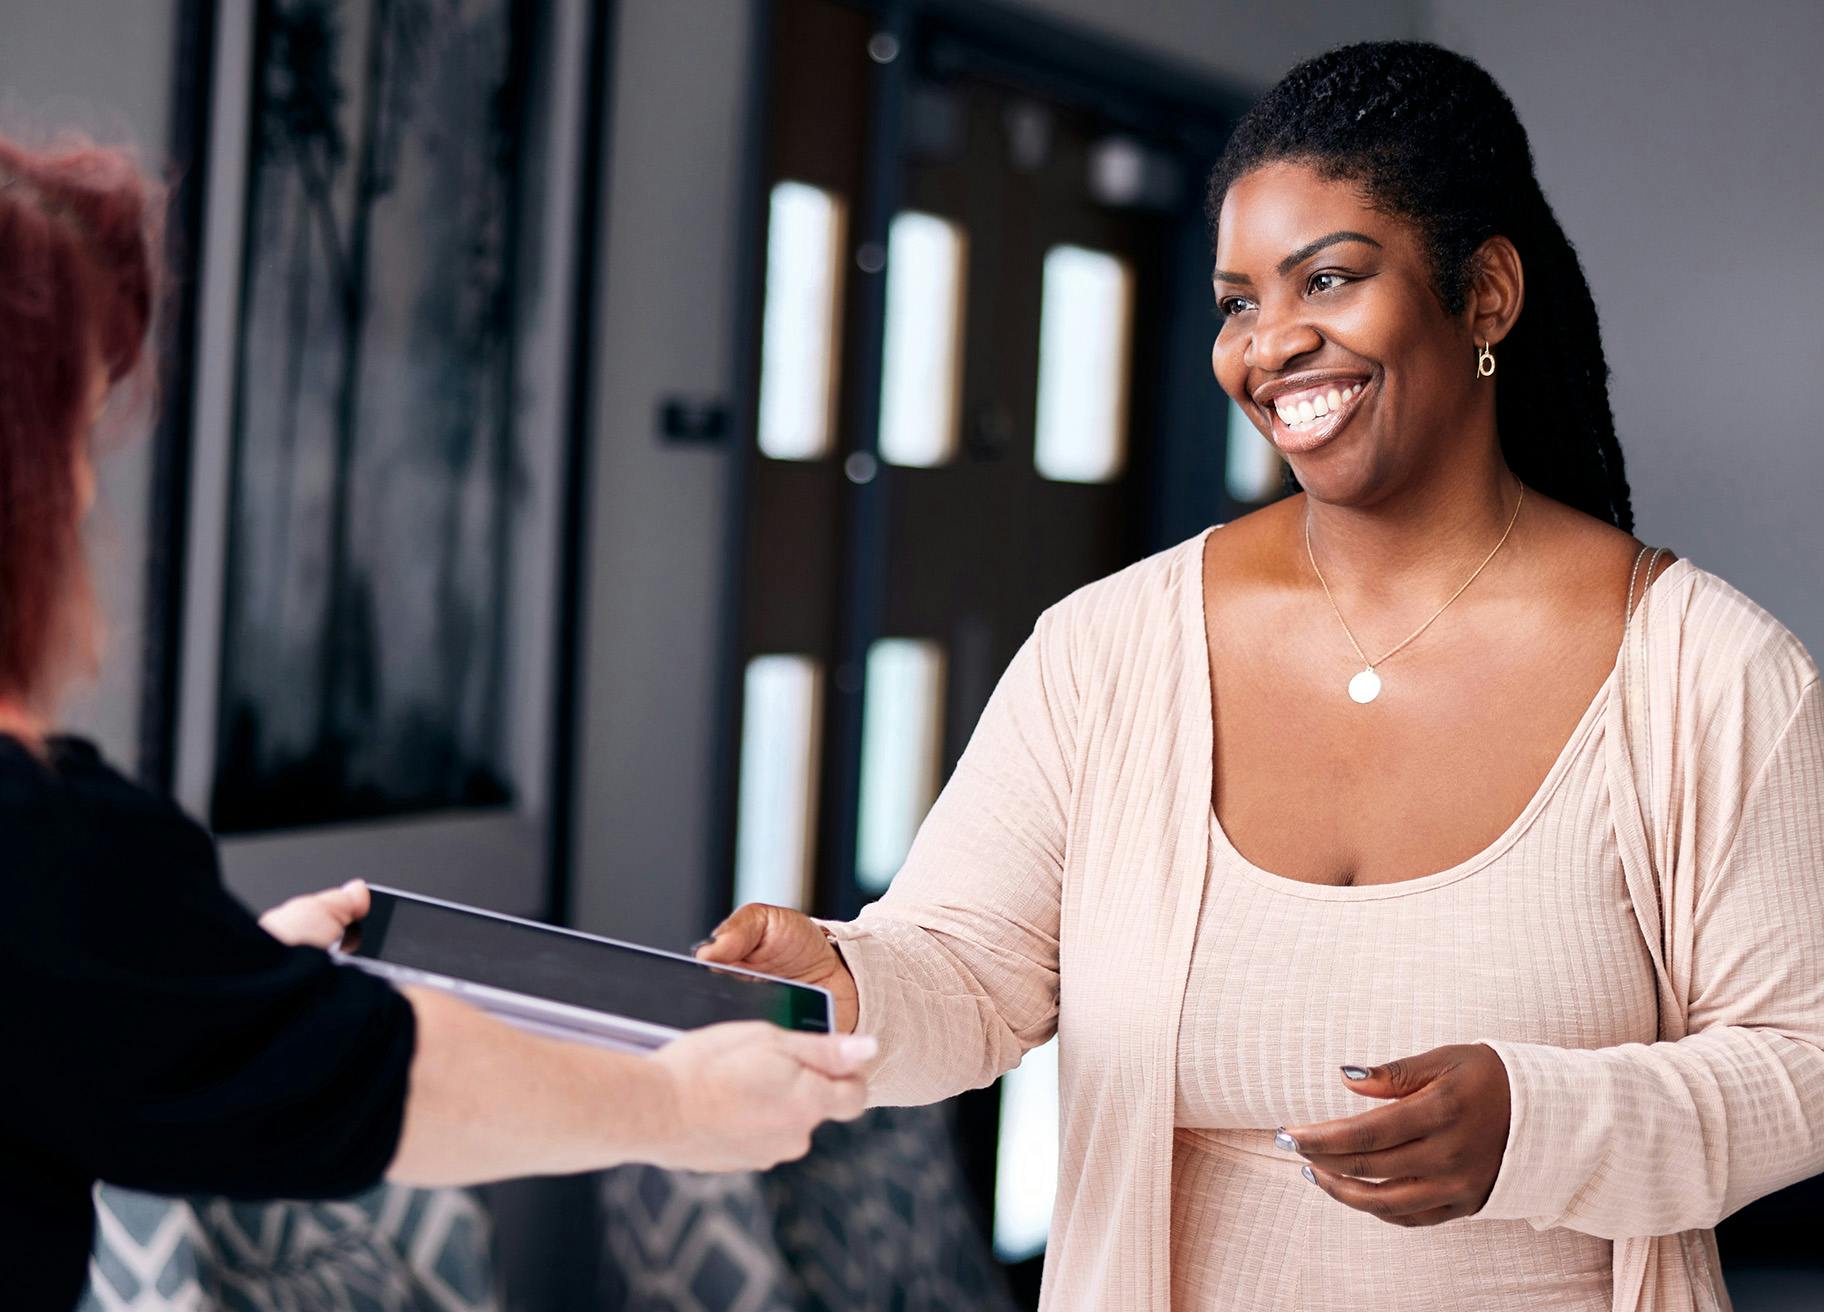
[342,890,830,1033]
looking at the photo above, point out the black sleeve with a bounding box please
[0,742,417,1199]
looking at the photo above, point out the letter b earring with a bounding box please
[1476,340,1496,378]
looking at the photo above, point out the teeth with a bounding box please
[1272,381,1364,429]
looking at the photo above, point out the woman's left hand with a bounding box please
[260,879,371,949]
[1278,1042,1512,1227]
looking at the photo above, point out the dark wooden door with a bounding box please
[727,2,1237,1300]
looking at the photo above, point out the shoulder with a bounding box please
[1034,531,1207,658]
[51,736,203,829]
[1638,561,1819,769]
[1621,562,1821,870]
[1653,560,1817,687]
[1003,531,1212,728]
[0,735,215,889]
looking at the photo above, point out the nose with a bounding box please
[1243,304,1324,373]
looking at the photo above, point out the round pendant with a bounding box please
[1348,668,1382,704]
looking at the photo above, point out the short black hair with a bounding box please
[1208,40,1632,531]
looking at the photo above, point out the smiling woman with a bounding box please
[1207,47,1632,534]
[698,39,1824,1312]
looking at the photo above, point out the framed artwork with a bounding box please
[173,0,602,916]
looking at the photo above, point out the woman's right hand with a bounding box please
[645,1022,874,1172]
[695,904,860,1034]
[260,879,370,948]
[390,990,875,1184]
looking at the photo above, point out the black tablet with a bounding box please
[336,886,832,1048]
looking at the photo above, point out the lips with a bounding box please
[1254,375,1372,455]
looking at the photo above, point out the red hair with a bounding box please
[0,133,159,711]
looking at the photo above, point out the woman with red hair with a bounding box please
[0,133,875,1310]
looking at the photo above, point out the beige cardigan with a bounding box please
[823,534,1824,1310]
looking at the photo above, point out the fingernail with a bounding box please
[1274,1127,1299,1153]
[1341,1064,1371,1081]
[342,878,365,893]
[1302,1164,1317,1185]
[838,1035,879,1064]
[689,937,714,954]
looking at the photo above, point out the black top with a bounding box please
[0,736,416,1309]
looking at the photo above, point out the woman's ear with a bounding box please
[1467,234,1524,347]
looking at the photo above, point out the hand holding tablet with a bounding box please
[695,902,861,1034]
[643,1022,875,1171]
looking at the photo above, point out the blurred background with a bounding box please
[4,0,1821,1308]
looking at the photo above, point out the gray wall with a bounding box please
[1015,0,1422,85]
[0,0,180,764]
[1428,0,1824,660]
[569,0,757,948]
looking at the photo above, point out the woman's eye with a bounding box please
[1309,271,1350,295]
[1216,297,1254,319]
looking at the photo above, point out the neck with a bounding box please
[1300,449,1523,610]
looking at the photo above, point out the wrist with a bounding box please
[616,1047,688,1169]
[815,927,861,1034]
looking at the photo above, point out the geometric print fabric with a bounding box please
[598,1104,1019,1312]
[81,1183,498,1312]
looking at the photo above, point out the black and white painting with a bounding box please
[213,0,534,832]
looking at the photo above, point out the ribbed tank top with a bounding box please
[1172,664,1660,1308]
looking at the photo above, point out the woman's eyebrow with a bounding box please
[1276,230,1382,274]
[1213,230,1384,285]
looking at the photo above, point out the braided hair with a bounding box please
[1208,41,1633,531]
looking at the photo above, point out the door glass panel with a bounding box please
[732,655,824,909]
[1033,245,1133,483]
[1224,396,1284,503]
[855,638,947,891]
[994,1034,1060,1261]
[758,181,847,460]
[878,212,968,468]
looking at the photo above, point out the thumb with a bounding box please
[1339,1047,1450,1099]
[695,903,772,964]
[335,879,371,924]
[779,1030,879,1079]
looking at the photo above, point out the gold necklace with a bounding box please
[1304,481,1526,704]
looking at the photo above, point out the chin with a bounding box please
[1282,448,1390,510]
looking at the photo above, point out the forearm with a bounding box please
[385,987,677,1187]
[1475,1025,1824,1238]
[823,914,1053,1108]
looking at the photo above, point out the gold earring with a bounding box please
[1476,341,1496,378]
